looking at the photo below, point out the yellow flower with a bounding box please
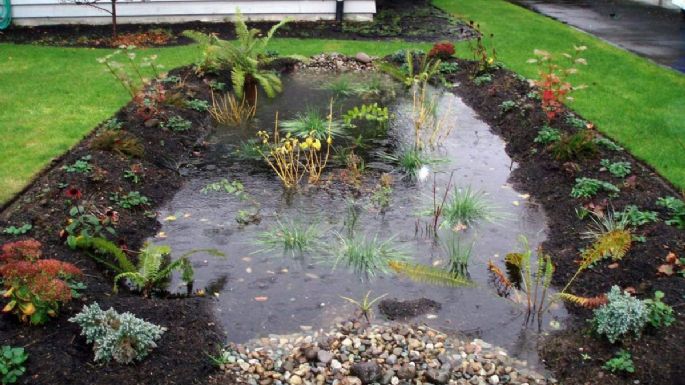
[487,57,494,65]
[300,142,310,150]
[306,137,314,145]
[326,136,333,145]
[313,139,321,151]
[20,302,36,316]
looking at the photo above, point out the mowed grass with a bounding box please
[0,40,428,204]
[435,0,685,190]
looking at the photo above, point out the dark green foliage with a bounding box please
[162,116,192,132]
[570,178,619,199]
[2,224,32,236]
[534,125,561,144]
[0,345,28,384]
[62,155,93,174]
[551,129,597,161]
[656,196,685,229]
[600,159,631,178]
[603,350,634,373]
[644,291,675,328]
[110,191,150,209]
[185,98,209,111]
[616,205,658,227]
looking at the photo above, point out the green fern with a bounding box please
[75,236,136,273]
[388,261,473,287]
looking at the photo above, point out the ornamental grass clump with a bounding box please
[0,239,83,325]
[69,302,166,364]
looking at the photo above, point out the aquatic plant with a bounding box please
[411,81,453,150]
[257,220,323,255]
[210,91,257,126]
[444,236,472,277]
[340,291,388,323]
[381,147,442,178]
[441,187,495,229]
[322,76,355,98]
[281,107,345,140]
[342,103,389,130]
[333,234,408,278]
[69,303,166,364]
[389,261,473,287]
[201,179,245,199]
[379,50,441,87]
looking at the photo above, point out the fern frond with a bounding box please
[389,261,473,287]
[487,260,512,296]
[113,271,145,292]
[138,244,169,280]
[75,236,135,273]
[231,68,247,100]
[558,293,608,309]
[580,229,631,269]
[253,72,282,98]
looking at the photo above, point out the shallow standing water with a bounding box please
[150,72,567,370]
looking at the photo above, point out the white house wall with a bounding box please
[10,0,377,25]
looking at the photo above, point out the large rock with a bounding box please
[355,52,373,64]
[317,349,333,364]
[351,361,383,384]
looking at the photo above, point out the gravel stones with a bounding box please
[298,53,375,73]
[213,322,551,385]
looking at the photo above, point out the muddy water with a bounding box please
[151,72,567,370]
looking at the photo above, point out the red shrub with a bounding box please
[428,42,456,60]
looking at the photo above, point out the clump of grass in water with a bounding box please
[322,76,355,98]
[380,148,443,178]
[441,187,495,228]
[280,107,345,140]
[257,220,323,255]
[333,233,408,278]
[444,236,472,277]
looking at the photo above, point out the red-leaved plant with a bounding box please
[133,83,166,121]
[528,46,588,121]
[428,42,455,60]
[1,239,83,325]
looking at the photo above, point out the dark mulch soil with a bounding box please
[0,66,232,385]
[0,2,474,48]
[378,298,442,320]
[443,59,685,385]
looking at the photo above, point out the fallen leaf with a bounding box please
[305,273,319,280]
[518,193,530,199]
[512,201,520,206]
[666,252,677,264]
[658,264,675,276]
[426,314,438,319]
[300,325,312,331]
[254,296,268,302]
[163,215,177,222]
[608,263,619,269]
[156,231,167,238]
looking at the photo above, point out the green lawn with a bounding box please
[435,0,685,191]
[1,0,684,204]
[0,40,427,204]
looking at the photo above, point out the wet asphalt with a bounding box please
[510,0,685,73]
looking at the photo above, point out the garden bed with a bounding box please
[0,47,683,385]
[0,2,473,47]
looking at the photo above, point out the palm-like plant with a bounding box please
[183,9,301,102]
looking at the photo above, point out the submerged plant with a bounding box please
[381,147,442,178]
[340,291,387,323]
[411,81,453,150]
[257,220,323,255]
[322,76,355,98]
[333,234,408,278]
[201,179,245,198]
[444,236,472,277]
[342,103,389,130]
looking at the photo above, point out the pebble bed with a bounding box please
[296,53,376,72]
[211,322,555,385]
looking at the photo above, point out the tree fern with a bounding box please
[389,261,473,287]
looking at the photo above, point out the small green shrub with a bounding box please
[103,118,124,130]
[600,159,631,178]
[162,116,192,132]
[592,286,648,343]
[185,98,209,112]
[603,350,634,374]
[656,196,685,229]
[534,125,561,144]
[564,115,588,129]
[62,155,93,174]
[473,74,493,86]
[644,291,675,328]
[110,191,150,209]
[570,178,619,199]
[69,303,166,364]
[551,130,597,161]
[594,137,623,151]
[2,224,32,236]
[499,100,517,113]
[616,205,658,227]
[439,62,459,74]
[0,345,28,384]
